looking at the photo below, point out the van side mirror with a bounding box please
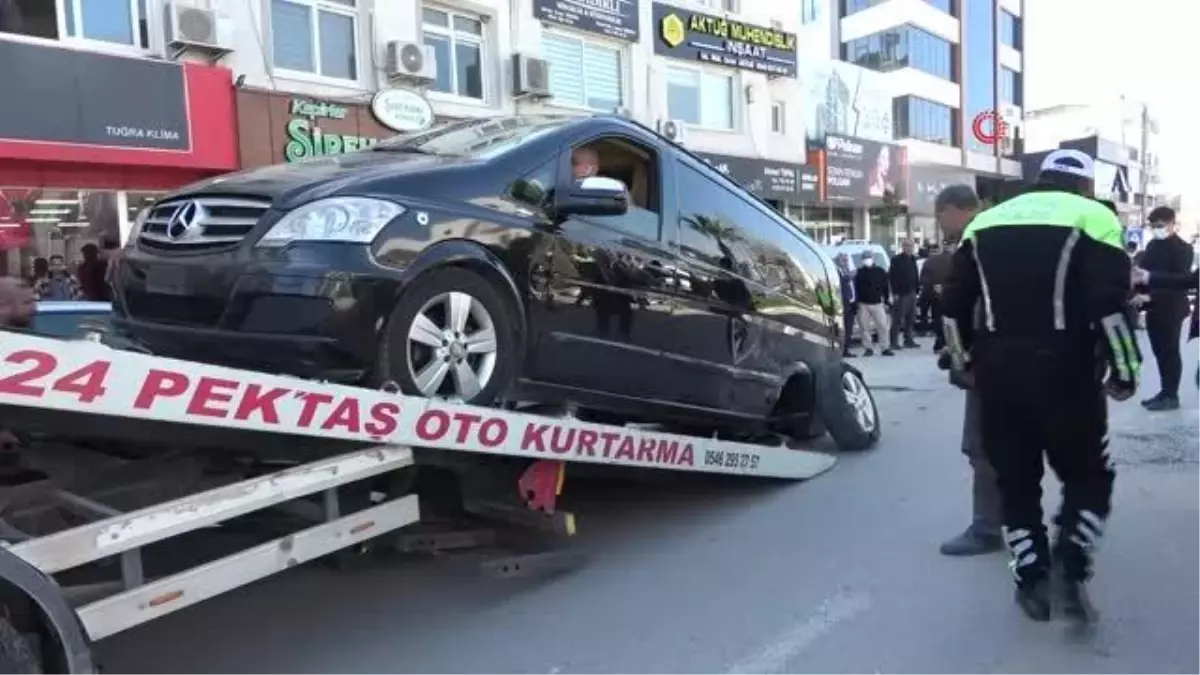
[553,176,629,218]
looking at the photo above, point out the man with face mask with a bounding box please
[1136,206,1193,410]
[852,252,893,356]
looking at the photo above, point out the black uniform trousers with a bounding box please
[1146,305,1187,397]
[974,339,1114,587]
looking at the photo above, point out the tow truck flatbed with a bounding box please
[0,332,838,672]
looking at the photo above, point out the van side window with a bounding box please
[675,162,792,287]
[570,136,661,243]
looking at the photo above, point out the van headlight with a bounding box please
[257,197,404,247]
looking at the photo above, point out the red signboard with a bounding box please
[0,40,238,190]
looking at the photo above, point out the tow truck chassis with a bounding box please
[0,332,839,673]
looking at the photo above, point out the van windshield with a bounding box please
[374,116,570,159]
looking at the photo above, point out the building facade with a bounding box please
[833,0,1027,243]
[0,0,1037,273]
[1023,99,1163,210]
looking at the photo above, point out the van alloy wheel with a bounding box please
[406,291,498,400]
[841,371,876,433]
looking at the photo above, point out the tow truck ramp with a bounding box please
[0,332,835,478]
[0,332,837,672]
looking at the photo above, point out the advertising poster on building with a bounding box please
[0,40,191,151]
[534,0,640,41]
[802,61,894,145]
[823,134,907,206]
[651,2,798,77]
[693,151,816,202]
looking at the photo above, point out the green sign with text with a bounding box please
[284,97,379,162]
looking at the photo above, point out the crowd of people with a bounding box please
[20,239,118,303]
[831,230,968,358]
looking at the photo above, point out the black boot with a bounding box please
[1015,580,1052,622]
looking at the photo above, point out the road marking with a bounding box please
[725,589,872,674]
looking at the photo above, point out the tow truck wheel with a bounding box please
[817,363,880,452]
[0,615,41,674]
[377,267,518,406]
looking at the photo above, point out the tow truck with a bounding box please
[0,330,845,672]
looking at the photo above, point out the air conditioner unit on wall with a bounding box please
[657,119,685,143]
[164,0,234,55]
[512,53,550,99]
[385,41,437,83]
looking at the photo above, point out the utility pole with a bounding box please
[1138,101,1150,225]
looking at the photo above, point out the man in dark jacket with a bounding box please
[1135,264,1199,386]
[920,243,953,350]
[834,253,857,357]
[889,239,920,349]
[1137,206,1194,410]
[930,184,1004,558]
[853,253,893,356]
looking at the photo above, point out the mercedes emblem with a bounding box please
[167,202,200,239]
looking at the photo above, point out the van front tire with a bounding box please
[817,363,880,452]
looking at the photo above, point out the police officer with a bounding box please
[940,149,1142,623]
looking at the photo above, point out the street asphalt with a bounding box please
[96,332,1199,673]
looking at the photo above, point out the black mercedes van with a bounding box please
[112,115,879,451]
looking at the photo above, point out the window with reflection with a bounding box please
[1000,10,1022,49]
[1000,67,1022,107]
[893,96,959,146]
[1,188,160,301]
[674,163,790,290]
[841,26,954,81]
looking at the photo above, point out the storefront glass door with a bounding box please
[0,187,164,301]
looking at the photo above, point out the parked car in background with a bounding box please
[111,114,881,451]
[827,241,890,272]
[29,301,112,341]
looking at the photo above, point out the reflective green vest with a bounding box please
[963,191,1124,250]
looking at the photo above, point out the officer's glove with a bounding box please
[949,367,975,391]
[936,348,952,371]
[937,347,974,390]
[1104,375,1136,401]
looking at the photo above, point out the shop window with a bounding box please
[1,188,161,301]
[542,32,623,112]
[423,6,485,101]
[666,65,734,130]
[271,0,358,81]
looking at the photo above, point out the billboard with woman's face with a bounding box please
[823,134,907,206]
